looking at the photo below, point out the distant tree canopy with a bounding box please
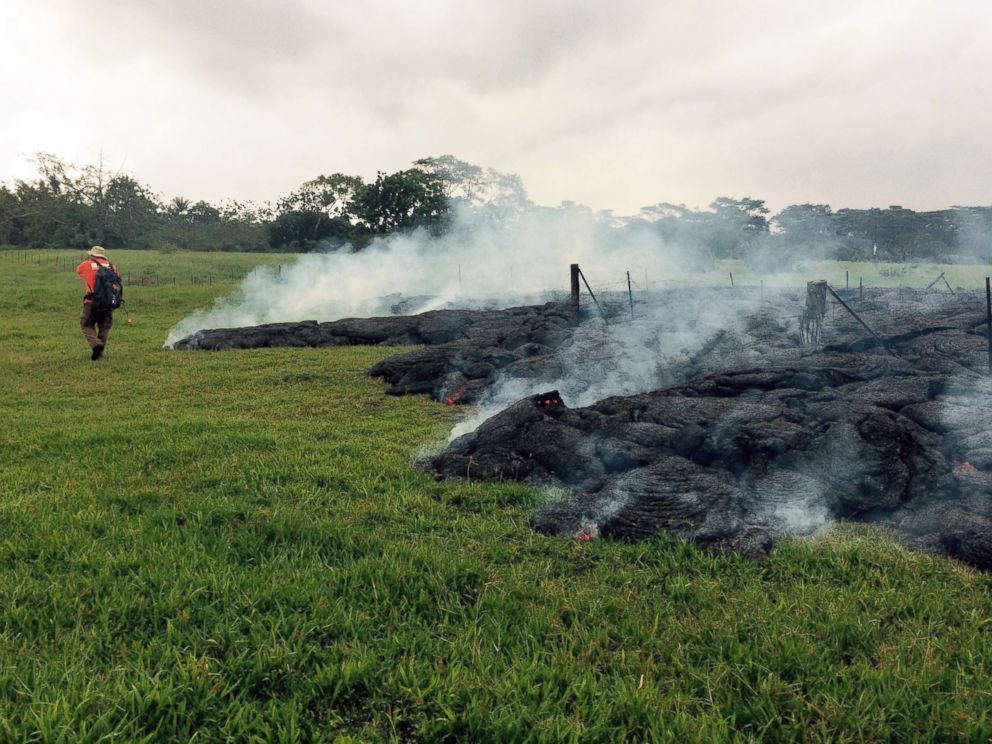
[413,154,530,217]
[353,169,448,236]
[0,154,269,252]
[266,168,451,250]
[1,151,990,261]
[629,200,992,266]
[268,174,363,250]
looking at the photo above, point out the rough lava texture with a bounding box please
[172,303,575,404]
[172,289,992,569]
[428,292,992,570]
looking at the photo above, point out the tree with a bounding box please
[775,204,833,236]
[268,210,352,250]
[413,155,484,201]
[100,175,159,247]
[711,196,769,233]
[414,155,529,218]
[8,154,92,247]
[638,202,693,222]
[703,197,770,258]
[269,174,362,249]
[165,196,191,218]
[353,168,449,235]
[0,185,24,245]
[279,175,361,221]
[5,153,161,248]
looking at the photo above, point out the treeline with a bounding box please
[628,199,992,265]
[1,153,990,262]
[0,154,455,253]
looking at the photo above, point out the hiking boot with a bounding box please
[91,345,105,361]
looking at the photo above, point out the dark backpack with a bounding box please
[91,262,124,310]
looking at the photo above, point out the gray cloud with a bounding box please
[2,0,990,213]
[47,0,333,97]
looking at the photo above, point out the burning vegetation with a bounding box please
[174,284,992,571]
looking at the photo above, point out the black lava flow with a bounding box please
[174,288,992,570]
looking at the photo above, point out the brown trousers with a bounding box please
[80,303,113,349]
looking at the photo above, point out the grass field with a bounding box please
[2,248,992,742]
[671,259,992,292]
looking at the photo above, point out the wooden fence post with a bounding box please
[986,277,991,373]
[570,263,580,319]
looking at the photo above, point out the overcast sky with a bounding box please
[2,0,989,214]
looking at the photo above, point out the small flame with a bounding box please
[953,460,981,479]
[575,522,599,541]
[532,390,563,409]
[442,385,467,406]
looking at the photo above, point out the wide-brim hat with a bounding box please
[88,246,107,258]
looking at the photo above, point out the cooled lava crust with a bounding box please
[175,289,992,569]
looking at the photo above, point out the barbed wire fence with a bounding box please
[7,248,981,316]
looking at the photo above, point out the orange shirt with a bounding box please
[76,258,114,303]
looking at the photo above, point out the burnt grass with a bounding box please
[175,288,992,571]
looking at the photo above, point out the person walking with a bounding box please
[75,246,122,360]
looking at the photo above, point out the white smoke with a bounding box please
[939,374,992,470]
[449,290,763,439]
[166,206,795,549]
[164,202,707,347]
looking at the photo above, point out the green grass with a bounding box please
[653,257,992,292]
[2,249,992,742]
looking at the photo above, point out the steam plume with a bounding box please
[166,203,699,347]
